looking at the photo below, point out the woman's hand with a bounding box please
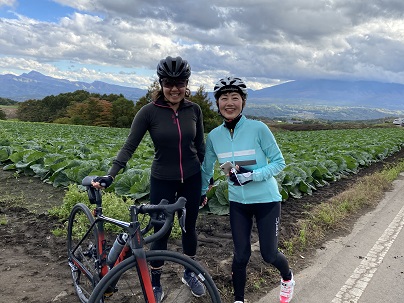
[91,175,114,189]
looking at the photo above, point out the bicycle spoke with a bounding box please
[67,203,99,303]
[88,252,221,303]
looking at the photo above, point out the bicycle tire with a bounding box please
[67,203,100,303]
[88,250,222,303]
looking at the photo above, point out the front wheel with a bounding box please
[88,250,222,303]
[67,203,99,303]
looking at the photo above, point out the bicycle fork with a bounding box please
[129,223,156,303]
[135,248,155,303]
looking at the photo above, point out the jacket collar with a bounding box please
[223,114,246,130]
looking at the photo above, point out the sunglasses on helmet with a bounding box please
[161,78,188,89]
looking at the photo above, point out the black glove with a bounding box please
[229,167,253,186]
[93,175,114,188]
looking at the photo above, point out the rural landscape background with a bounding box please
[1,71,404,302]
[2,1,404,302]
[1,70,404,122]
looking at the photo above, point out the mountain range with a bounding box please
[1,71,404,121]
[0,71,145,102]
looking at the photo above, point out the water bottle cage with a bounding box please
[107,233,128,267]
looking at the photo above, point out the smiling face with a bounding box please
[217,91,245,120]
[161,78,188,105]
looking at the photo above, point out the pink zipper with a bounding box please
[154,101,184,183]
[174,111,184,183]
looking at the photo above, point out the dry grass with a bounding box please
[283,160,404,256]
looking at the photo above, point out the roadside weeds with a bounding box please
[282,160,404,259]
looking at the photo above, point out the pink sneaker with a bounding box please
[279,273,295,303]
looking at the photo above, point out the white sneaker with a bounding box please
[234,301,244,303]
[280,272,295,303]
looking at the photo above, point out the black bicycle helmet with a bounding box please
[157,56,191,79]
[213,76,248,100]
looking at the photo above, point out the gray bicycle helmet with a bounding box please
[213,76,248,100]
[157,56,191,79]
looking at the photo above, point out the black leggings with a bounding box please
[149,172,201,268]
[230,201,291,301]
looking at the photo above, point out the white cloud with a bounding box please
[0,0,16,7]
[1,0,404,90]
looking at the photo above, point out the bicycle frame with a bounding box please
[92,207,156,301]
[69,176,186,302]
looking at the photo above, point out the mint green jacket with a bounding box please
[201,115,285,204]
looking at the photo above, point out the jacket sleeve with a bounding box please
[108,107,148,177]
[252,125,286,182]
[201,134,216,195]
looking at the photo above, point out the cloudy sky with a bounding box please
[1,0,404,91]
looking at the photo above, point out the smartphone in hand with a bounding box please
[220,161,236,175]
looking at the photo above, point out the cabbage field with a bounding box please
[1,120,404,215]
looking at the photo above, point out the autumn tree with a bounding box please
[17,90,91,122]
[13,85,220,131]
[64,97,113,127]
[93,99,113,127]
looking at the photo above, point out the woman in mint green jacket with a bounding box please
[201,77,295,303]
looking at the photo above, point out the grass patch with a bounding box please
[0,192,25,204]
[50,184,183,239]
[0,214,8,225]
[283,160,404,255]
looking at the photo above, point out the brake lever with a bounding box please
[179,207,186,233]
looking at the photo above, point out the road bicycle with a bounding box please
[67,175,222,303]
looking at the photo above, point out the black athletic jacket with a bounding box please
[109,98,205,181]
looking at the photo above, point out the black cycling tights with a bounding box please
[230,201,291,301]
[149,172,201,268]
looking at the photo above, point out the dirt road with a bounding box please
[255,172,404,302]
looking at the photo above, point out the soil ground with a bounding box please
[1,125,404,303]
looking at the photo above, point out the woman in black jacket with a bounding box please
[93,56,206,302]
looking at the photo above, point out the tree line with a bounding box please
[0,97,18,106]
[10,80,222,132]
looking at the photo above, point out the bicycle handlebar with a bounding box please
[82,175,97,187]
[138,196,186,216]
[139,196,187,244]
[81,176,187,245]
